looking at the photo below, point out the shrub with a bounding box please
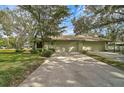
[30,48,55,57]
[48,48,55,52]
[16,49,24,53]
[80,50,88,54]
[37,48,42,52]
[40,48,54,57]
[30,50,38,54]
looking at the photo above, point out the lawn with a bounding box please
[0,49,16,53]
[0,50,44,86]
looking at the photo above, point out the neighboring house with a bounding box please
[37,35,110,52]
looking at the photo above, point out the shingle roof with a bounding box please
[51,35,110,41]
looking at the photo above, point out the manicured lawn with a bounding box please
[85,51,124,71]
[0,49,16,53]
[0,51,44,86]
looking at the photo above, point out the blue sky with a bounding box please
[0,5,16,10]
[63,5,83,34]
[0,5,84,35]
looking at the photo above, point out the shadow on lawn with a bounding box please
[0,52,44,87]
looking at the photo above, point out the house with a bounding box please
[37,34,110,52]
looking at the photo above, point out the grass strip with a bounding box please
[85,52,124,71]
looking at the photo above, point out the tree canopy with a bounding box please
[73,5,124,41]
[19,5,69,49]
[0,5,70,49]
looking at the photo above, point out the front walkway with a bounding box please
[19,52,124,87]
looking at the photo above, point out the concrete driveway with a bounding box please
[91,52,124,63]
[19,52,124,87]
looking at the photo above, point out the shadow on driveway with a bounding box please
[19,52,124,87]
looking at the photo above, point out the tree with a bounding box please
[73,5,124,42]
[0,38,6,48]
[19,5,69,50]
[0,9,13,36]
[0,7,34,49]
[10,8,34,50]
[72,16,91,35]
[0,9,14,48]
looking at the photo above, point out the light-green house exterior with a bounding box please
[37,35,110,52]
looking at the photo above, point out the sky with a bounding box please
[63,5,84,35]
[0,5,84,35]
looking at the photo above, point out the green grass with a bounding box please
[85,52,124,71]
[0,49,16,53]
[0,50,44,86]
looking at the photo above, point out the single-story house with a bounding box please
[37,35,110,52]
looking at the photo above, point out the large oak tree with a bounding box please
[19,5,69,50]
[73,5,124,42]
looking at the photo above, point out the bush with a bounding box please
[30,50,38,54]
[48,48,55,52]
[16,49,24,53]
[30,48,55,57]
[40,48,54,57]
[80,50,88,54]
[37,48,42,52]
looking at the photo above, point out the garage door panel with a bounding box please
[54,41,77,52]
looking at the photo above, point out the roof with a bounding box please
[51,35,110,41]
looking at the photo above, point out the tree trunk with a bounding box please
[41,40,44,48]
[33,40,36,50]
[113,42,116,52]
[32,32,38,51]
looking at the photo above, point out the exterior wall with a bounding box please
[45,41,78,52]
[44,40,106,52]
[79,41,106,51]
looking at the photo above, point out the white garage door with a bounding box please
[54,41,78,53]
